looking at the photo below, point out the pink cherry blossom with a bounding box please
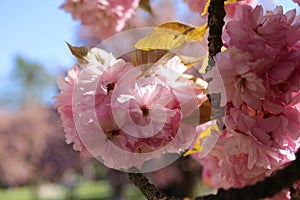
[225,0,258,19]
[184,0,207,14]
[214,46,268,109]
[225,5,300,51]
[184,0,257,18]
[154,56,206,116]
[61,0,140,39]
[196,4,300,188]
[210,6,300,111]
[55,65,89,154]
[293,0,300,6]
[267,50,300,99]
[226,104,300,154]
[112,74,179,139]
[56,49,206,170]
[196,130,273,189]
[195,127,296,189]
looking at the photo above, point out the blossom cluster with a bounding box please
[60,0,140,39]
[194,5,300,198]
[56,48,206,170]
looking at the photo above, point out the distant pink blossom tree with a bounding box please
[0,104,88,186]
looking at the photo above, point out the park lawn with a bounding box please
[0,180,145,200]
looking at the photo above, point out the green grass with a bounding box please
[74,181,111,199]
[0,186,37,200]
[0,180,146,200]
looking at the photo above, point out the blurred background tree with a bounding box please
[0,55,87,184]
[0,56,54,108]
[0,55,110,199]
[12,56,53,103]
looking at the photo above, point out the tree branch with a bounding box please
[128,173,181,200]
[207,0,225,59]
[128,150,300,200]
[195,149,300,200]
[206,0,226,129]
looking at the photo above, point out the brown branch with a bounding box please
[195,149,300,200]
[207,0,225,58]
[128,173,181,200]
[128,150,300,200]
[206,0,226,129]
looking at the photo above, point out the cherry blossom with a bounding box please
[56,49,206,170]
[56,65,87,153]
[214,46,270,109]
[61,0,140,39]
[192,5,300,197]
[196,127,296,189]
[184,0,257,18]
[225,5,300,51]
[184,0,207,14]
[293,0,300,6]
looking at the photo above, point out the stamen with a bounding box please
[140,105,150,116]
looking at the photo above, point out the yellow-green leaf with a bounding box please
[134,22,208,51]
[179,54,206,68]
[131,49,172,66]
[201,0,210,16]
[135,33,186,51]
[226,0,240,3]
[184,124,219,157]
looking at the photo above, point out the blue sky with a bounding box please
[0,0,81,107]
[0,1,78,78]
[0,0,299,107]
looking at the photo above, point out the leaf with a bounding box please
[66,42,115,66]
[132,22,208,68]
[131,49,174,66]
[198,53,209,73]
[199,100,212,124]
[138,0,153,15]
[183,123,219,157]
[66,42,90,65]
[135,33,185,51]
[134,22,208,51]
[201,0,210,16]
[226,0,240,3]
[179,54,206,67]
